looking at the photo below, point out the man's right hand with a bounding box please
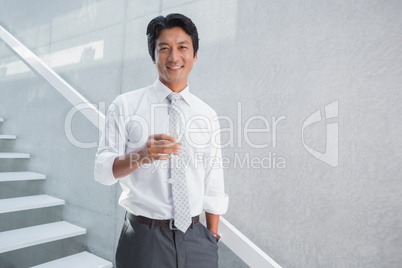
[138,134,181,164]
[112,134,181,179]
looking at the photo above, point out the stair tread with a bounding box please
[0,152,30,158]
[0,134,16,139]
[31,251,113,268]
[0,195,65,214]
[0,172,46,182]
[0,221,86,253]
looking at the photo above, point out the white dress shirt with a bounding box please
[94,79,229,219]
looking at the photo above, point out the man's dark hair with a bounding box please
[146,13,199,61]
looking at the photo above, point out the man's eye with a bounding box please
[160,47,168,51]
[180,46,187,49]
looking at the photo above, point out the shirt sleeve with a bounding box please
[202,116,229,215]
[94,96,127,185]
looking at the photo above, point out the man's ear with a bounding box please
[193,51,198,62]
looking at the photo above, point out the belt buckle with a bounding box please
[169,220,177,230]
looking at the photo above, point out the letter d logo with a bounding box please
[302,100,338,167]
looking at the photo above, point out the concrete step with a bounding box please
[0,221,86,253]
[0,195,65,214]
[31,251,113,268]
[0,172,46,182]
[0,152,30,159]
[0,134,16,139]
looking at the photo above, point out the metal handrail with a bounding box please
[0,26,103,128]
[0,25,282,268]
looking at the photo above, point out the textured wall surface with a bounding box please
[1,0,402,267]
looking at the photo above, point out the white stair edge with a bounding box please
[0,195,65,214]
[0,152,30,159]
[0,172,46,182]
[30,251,113,268]
[0,134,16,139]
[0,221,86,253]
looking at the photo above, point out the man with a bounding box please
[94,13,228,268]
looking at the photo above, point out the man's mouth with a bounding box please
[167,66,183,69]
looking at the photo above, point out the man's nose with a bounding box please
[168,48,179,61]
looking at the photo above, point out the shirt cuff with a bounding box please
[203,194,229,215]
[94,152,118,186]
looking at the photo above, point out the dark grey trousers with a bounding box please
[116,213,219,268]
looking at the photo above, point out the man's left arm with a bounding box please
[206,212,220,234]
[203,116,229,240]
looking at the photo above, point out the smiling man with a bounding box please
[154,27,195,91]
[94,14,229,268]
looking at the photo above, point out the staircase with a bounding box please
[0,117,112,267]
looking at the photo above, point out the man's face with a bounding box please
[153,27,197,90]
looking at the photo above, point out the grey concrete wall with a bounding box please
[1,0,401,267]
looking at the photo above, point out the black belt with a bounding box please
[127,212,200,230]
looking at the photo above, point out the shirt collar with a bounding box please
[152,79,192,106]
